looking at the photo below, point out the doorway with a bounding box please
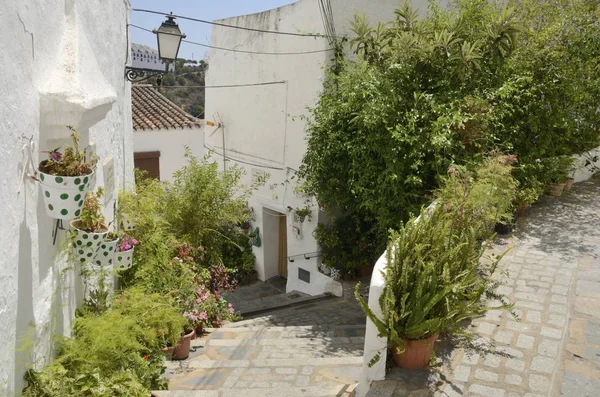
[262,208,288,280]
[278,215,288,278]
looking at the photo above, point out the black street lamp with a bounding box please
[125,12,186,83]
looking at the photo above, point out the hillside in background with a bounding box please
[159,58,207,119]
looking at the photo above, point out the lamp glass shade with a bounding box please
[157,32,182,61]
[154,16,186,61]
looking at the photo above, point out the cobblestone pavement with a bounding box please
[154,280,369,397]
[367,178,600,397]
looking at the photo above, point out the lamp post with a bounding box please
[125,12,186,83]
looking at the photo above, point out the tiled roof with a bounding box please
[132,85,202,131]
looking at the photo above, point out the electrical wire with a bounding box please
[132,8,340,39]
[204,145,286,171]
[183,38,334,56]
[129,24,334,56]
[157,81,286,89]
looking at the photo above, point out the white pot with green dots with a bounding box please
[70,220,108,264]
[38,169,95,220]
[93,236,120,267]
[115,247,134,269]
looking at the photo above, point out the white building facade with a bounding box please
[131,85,204,182]
[0,1,133,394]
[205,0,403,296]
[131,43,175,72]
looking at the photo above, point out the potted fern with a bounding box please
[38,126,98,220]
[356,207,508,369]
[70,188,108,264]
[357,157,515,369]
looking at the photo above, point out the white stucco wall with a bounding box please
[204,0,416,296]
[0,1,133,395]
[133,127,204,182]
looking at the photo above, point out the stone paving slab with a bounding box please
[366,179,600,397]
[159,291,368,396]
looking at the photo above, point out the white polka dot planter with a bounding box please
[38,168,95,220]
[70,220,108,264]
[115,247,134,269]
[120,216,135,231]
[93,237,120,267]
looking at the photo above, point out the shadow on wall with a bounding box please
[14,217,35,394]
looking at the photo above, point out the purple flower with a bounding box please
[49,151,62,161]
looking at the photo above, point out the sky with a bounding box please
[130,0,297,60]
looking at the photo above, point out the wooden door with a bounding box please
[278,215,288,278]
[134,151,160,180]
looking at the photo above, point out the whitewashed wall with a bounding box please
[205,0,408,296]
[133,127,204,182]
[0,0,133,395]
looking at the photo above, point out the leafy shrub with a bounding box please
[22,289,186,396]
[301,0,600,270]
[356,157,516,365]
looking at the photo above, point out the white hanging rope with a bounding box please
[17,135,38,195]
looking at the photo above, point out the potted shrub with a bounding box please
[564,157,578,192]
[172,325,196,360]
[70,188,108,264]
[38,126,98,220]
[115,233,138,269]
[544,156,573,197]
[357,157,515,369]
[356,207,510,369]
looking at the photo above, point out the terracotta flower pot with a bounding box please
[550,183,565,197]
[517,205,527,218]
[172,329,195,360]
[38,165,95,220]
[564,178,575,192]
[359,265,374,278]
[391,334,438,369]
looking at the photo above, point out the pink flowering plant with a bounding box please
[117,233,138,252]
[182,285,238,329]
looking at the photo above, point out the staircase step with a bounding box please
[153,383,357,396]
[207,336,364,347]
[233,293,335,317]
[183,356,362,369]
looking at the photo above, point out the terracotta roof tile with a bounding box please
[131,85,202,131]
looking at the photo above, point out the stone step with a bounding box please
[233,292,335,317]
[153,383,356,397]
[206,336,364,347]
[178,356,363,369]
[219,323,366,332]
[159,361,361,396]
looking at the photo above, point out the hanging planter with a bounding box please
[120,215,135,231]
[70,220,108,264]
[115,233,138,269]
[93,232,119,267]
[249,227,261,247]
[69,188,108,264]
[37,126,98,220]
[39,169,95,220]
